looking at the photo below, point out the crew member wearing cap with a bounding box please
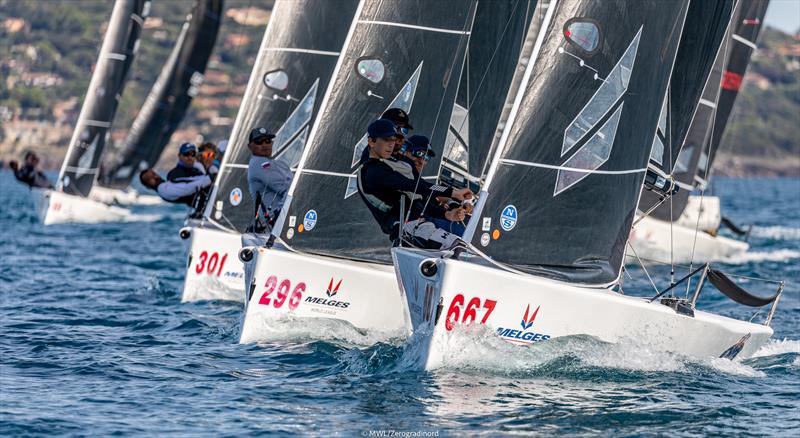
[403,135,471,235]
[164,142,212,215]
[246,127,292,231]
[357,119,473,249]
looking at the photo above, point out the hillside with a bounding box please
[0,2,797,176]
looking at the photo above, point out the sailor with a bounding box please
[403,134,470,236]
[246,126,292,231]
[357,119,472,249]
[198,142,219,180]
[139,168,211,207]
[164,142,211,215]
[9,151,53,189]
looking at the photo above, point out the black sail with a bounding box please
[444,0,536,179]
[698,0,770,183]
[57,0,149,197]
[277,0,478,263]
[204,0,359,232]
[638,0,734,218]
[468,0,689,285]
[101,0,223,190]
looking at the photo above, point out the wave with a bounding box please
[750,226,800,241]
[751,338,800,358]
[399,324,766,378]
[723,249,800,264]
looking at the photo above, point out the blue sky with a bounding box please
[765,0,800,34]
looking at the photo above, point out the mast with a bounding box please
[202,0,360,232]
[56,0,149,197]
[274,0,478,264]
[466,0,690,285]
[101,0,223,190]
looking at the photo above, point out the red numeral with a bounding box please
[207,252,219,274]
[274,279,290,308]
[217,254,228,276]
[481,299,497,324]
[259,275,277,305]
[195,251,208,274]
[289,282,305,310]
[445,295,497,331]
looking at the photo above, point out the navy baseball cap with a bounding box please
[367,119,399,139]
[381,108,413,129]
[179,142,197,155]
[249,127,275,142]
[405,135,435,157]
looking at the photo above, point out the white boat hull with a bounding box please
[630,214,748,264]
[31,189,131,225]
[180,226,245,303]
[239,246,408,344]
[392,248,773,371]
[89,185,163,206]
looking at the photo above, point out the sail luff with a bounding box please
[57,0,148,197]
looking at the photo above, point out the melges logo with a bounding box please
[326,278,342,297]
[304,277,350,309]
[496,304,550,343]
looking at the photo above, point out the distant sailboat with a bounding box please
[393,0,782,370]
[178,0,360,302]
[32,0,149,225]
[93,0,223,206]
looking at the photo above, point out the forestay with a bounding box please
[204,0,359,233]
[443,0,536,179]
[468,0,689,285]
[275,0,478,263]
[101,0,223,190]
[698,0,770,183]
[638,0,734,218]
[57,0,149,197]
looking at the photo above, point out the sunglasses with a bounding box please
[399,127,410,135]
[181,151,197,157]
[253,137,273,145]
[411,150,431,159]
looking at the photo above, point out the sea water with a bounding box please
[1,172,798,436]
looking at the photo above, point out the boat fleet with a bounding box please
[22,0,785,370]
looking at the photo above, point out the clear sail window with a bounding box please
[356,58,385,84]
[564,19,601,54]
[674,145,694,174]
[263,70,289,91]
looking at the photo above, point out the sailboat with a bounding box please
[178,0,360,302]
[238,0,536,344]
[31,0,149,225]
[630,0,769,264]
[92,0,223,207]
[392,0,783,370]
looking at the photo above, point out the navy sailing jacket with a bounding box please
[357,157,452,240]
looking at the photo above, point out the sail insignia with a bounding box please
[553,27,642,196]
